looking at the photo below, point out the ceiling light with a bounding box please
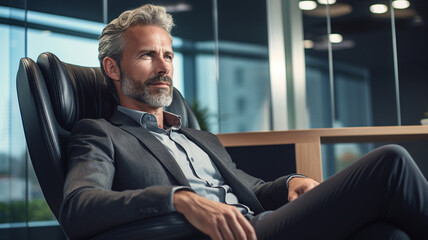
[304,40,314,49]
[392,0,410,9]
[317,0,336,5]
[302,3,352,17]
[370,4,388,14]
[329,33,343,43]
[299,1,317,11]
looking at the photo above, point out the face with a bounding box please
[118,25,174,108]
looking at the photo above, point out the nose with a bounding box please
[155,57,170,76]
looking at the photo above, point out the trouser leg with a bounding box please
[250,145,428,240]
[348,223,410,240]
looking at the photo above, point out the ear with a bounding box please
[103,57,121,81]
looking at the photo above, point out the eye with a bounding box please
[139,52,152,58]
[164,54,173,61]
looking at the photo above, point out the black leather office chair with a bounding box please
[16,52,207,240]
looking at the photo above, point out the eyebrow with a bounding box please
[135,49,153,56]
[135,49,174,57]
[165,50,174,57]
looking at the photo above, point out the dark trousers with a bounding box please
[249,145,428,240]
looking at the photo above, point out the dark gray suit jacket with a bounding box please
[60,110,292,239]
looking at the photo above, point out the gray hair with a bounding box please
[98,4,174,83]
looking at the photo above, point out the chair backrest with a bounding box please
[17,52,200,220]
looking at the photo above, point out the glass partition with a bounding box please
[298,0,428,178]
[0,2,30,239]
[300,0,428,128]
[217,0,271,133]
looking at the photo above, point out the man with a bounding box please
[60,4,428,240]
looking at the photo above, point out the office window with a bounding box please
[300,0,428,178]
[0,5,32,234]
[302,0,428,128]
[217,0,272,133]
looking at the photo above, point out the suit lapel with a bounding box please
[110,111,190,186]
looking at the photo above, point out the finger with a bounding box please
[302,181,319,193]
[226,212,248,240]
[210,229,224,240]
[300,184,311,193]
[288,191,299,202]
[236,214,257,240]
[228,219,247,240]
[218,215,236,240]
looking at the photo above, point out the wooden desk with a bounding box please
[217,126,428,182]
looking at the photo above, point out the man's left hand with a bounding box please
[288,177,319,202]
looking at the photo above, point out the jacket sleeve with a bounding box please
[60,119,178,239]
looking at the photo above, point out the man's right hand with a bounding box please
[173,191,257,240]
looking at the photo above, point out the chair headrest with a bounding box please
[37,52,200,130]
[37,52,117,131]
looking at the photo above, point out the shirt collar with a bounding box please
[117,106,182,132]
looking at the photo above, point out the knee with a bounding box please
[364,144,412,167]
[375,144,410,160]
[369,144,414,169]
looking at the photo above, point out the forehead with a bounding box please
[123,25,172,50]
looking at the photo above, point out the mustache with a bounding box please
[145,75,173,86]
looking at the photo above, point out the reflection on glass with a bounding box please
[299,1,318,11]
[322,142,373,179]
[302,3,330,128]
[218,50,271,133]
[392,0,410,10]
[393,1,428,126]
[196,53,218,132]
[303,1,397,177]
[328,33,342,43]
[302,0,428,178]
[0,6,33,227]
[217,0,271,133]
[318,0,336,4]
[370,4,388,14]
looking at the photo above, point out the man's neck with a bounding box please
[151,108,165,129]
[119,101,164,129]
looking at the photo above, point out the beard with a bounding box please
[120,73,173,108]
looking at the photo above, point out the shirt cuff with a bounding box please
[167,186,194,211]
[285,174,307,189]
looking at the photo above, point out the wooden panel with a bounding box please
[217,126,428,182]
[295,139,322,182]
[217,126,428,147]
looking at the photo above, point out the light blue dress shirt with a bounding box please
[117,106,253,215]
